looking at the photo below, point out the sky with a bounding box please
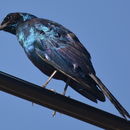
[0,0,130,130]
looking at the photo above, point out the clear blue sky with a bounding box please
[0,0,130,129]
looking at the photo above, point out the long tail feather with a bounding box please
[89,73,130,119]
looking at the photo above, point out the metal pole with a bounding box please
[0,71,129,129]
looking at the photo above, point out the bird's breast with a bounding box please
[17,28,36,51]
[16,26,63,79]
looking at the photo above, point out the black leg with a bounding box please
[62,83,69,96]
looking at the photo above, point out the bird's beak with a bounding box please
[0,22,8,30]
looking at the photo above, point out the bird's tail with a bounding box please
[89,73,130,119]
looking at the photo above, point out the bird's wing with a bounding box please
[33,20,96,91]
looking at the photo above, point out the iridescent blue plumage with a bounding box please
[0,12,129,119]
[16,16,104,102]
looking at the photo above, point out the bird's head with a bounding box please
[0,12,37,34]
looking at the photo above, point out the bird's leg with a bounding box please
[52,79,69,117]
[32,70,57,106]
[42,70,57,88]
[62,83,69,96]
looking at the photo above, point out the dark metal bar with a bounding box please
[0,71,129,129]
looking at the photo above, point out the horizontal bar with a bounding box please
[0,71,129,129]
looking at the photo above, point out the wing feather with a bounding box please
[31,19,105,102]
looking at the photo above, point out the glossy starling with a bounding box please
[0,12,129,119]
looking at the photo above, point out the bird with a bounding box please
[0,12,129,119]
